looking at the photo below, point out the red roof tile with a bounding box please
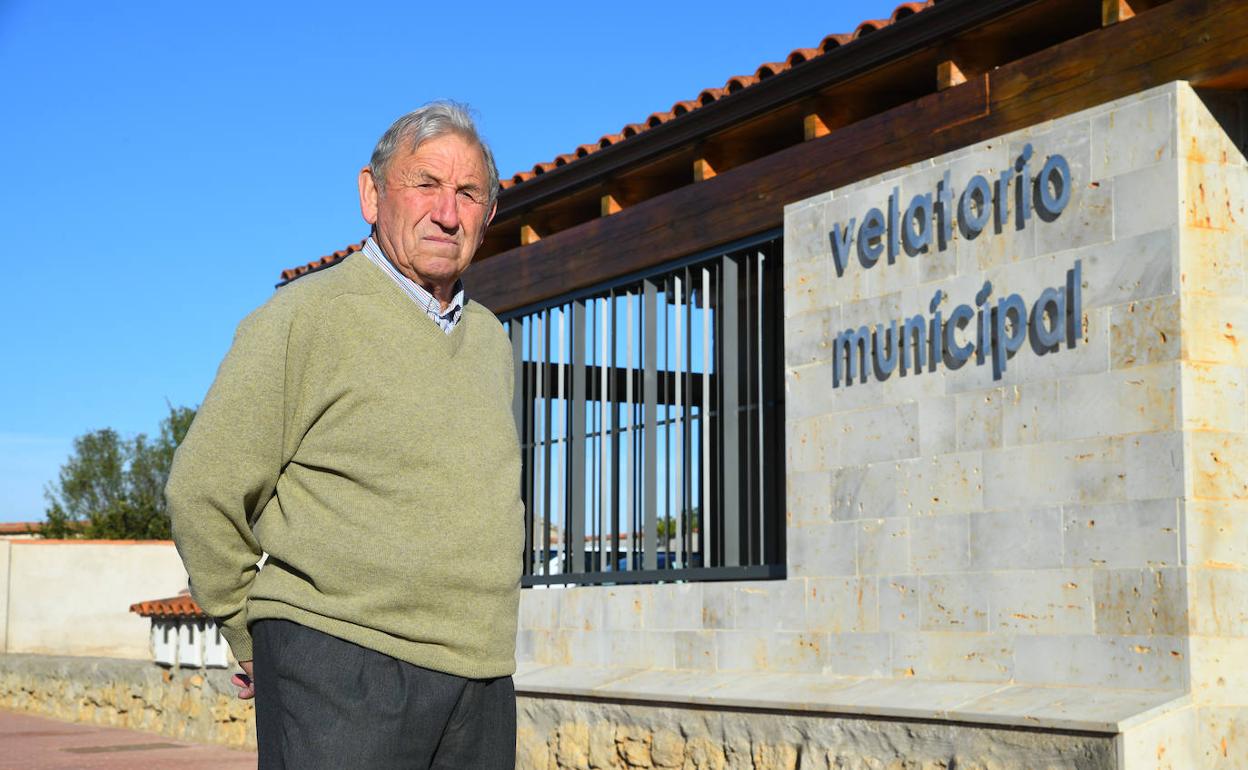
[130,592,208,619]
[497,0,937,189]
[278,238,367,284]
[281,0,936,283]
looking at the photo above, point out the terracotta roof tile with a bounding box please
[278,238,367,283]
[501,0,937,183]
[129,592,208,619]
[280,0,936,282]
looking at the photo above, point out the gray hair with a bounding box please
[368,101,500,208]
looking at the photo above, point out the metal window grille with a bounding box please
[503,234,785,587]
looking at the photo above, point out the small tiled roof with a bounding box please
[279,238,367,284]
[279,0,935,283]
[130,592,208,619]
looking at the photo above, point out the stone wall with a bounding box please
[0,653,255,749]
[515,695,1115,770]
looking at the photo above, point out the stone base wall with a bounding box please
[516,695,1115,770]
[0,654,255,749]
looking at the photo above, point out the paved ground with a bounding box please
[0,710,256,769]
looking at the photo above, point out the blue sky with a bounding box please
[0,0,899,522]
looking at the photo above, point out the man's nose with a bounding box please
[430,186,460,230]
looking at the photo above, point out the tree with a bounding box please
[42,405,196,539]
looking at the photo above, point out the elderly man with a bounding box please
[167,102,523,769]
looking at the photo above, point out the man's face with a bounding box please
[359,133,496,296]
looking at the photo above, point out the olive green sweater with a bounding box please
[167,253,524,679]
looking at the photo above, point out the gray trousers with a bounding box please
[252,619,516,769]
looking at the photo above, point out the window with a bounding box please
[504,234,785,586]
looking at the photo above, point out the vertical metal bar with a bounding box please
[623,290,634,572]
[610,291,621,573]
[542,308,553,576]
[569,299,586,576]
[756,250,766,566]
[700,265,712,568]
[683,266,694,567]
[599,294,611,574]
[673,273,683,569]
[533,313,544,575]
[643,279,658,571]
[721,253,741,567]
[555,307,566,576]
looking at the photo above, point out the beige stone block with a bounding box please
[783,199,825,264]
[1091,91,1174,179]
[892,631,1014,683]
[807,577,879,633]
[787,521,857,578]
[1191,431,1248,500]
[602,585,649,631]
[1186,499,1248,570]
[1125,431,1186,501]
[1196,705,1248,769]
[674,631,716,672]
[1182,294,1248,366]
[920,573,989,632]
[857,518,909,576]
[1182,159,1247,232]
[955,388,1004,451]
[829,461,898,521]
[1181,225,1247,297]
[1110,294,1181,368]
[896,450,983,516]
[1116,705,1200,770]
[732,581,807,632]
[783,257,829,318]
[825,403,921,467]
[990,569,1095,635]
[1189,568,1248,638]
[1001,379,1054,446]
[643,583,702,631]
[785,416,825,473]
[1093,567,1188,636]
[982,437,1125,509]
[1182,362,1248,433]
[785,308,838,368]
[1189,637,1248,705]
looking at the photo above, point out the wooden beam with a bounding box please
[693,157,717,182]
[803,113,830,141]
[471,0,1248,314]
[1102,0,1135,26]
[600,193,622,217]
[937,59,968,90]
[520,223,541,246]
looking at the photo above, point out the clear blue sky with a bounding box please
[0,0,899,522]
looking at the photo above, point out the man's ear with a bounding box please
[358,167,380,225]
[486,199,497,228]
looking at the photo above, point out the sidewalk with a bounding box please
[0,709,255,769]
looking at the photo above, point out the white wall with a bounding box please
[1,540,188,659]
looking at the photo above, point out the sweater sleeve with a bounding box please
[166,298,297,662]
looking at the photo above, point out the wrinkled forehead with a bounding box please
[401,131,488,179]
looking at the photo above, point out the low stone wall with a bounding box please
[0,653,1127,767]
[515,695,1116,770]
[0,653,255,749]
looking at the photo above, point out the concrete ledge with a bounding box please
[514,664,1188,734]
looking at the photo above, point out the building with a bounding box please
[281,0,1247,767]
